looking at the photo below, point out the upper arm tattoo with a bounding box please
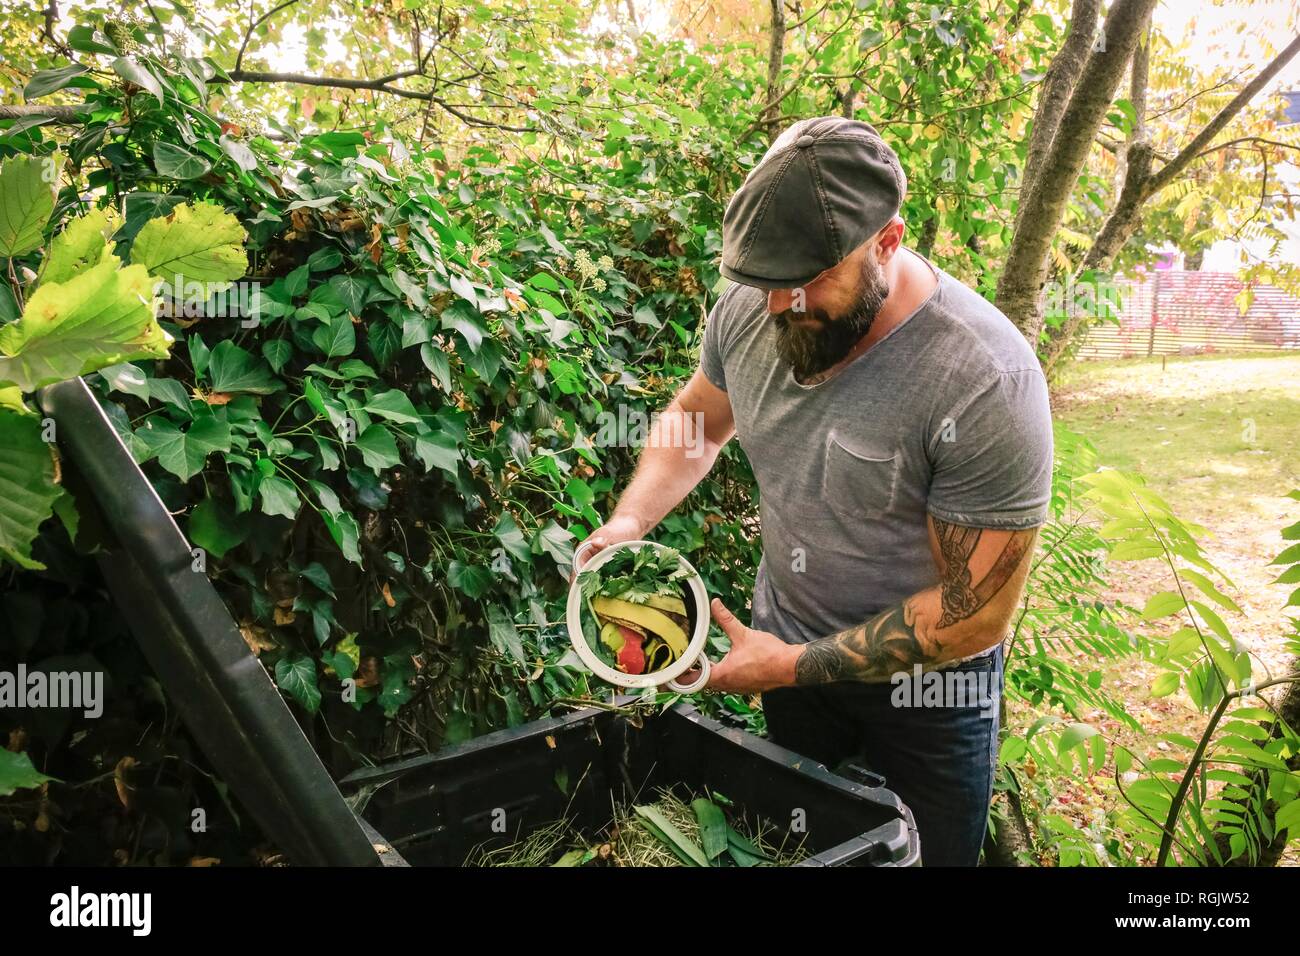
[934,518,1036,629]
[793,520,1037,686]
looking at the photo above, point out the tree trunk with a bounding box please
[762,0,787,144]
[996,0,1159,343]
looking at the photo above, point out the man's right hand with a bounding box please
[573,513,647,575]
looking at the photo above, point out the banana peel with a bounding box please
[642,592,687,617]
[591,596,689,659]
[644,638,674,672]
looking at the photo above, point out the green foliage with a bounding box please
[998,434,1300,866]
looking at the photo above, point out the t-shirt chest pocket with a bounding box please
[821,435,900,518]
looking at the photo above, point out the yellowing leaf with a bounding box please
[0,259,170,392]
[129,200,247,292]
[40,206,121,285]
[0,153,61,257]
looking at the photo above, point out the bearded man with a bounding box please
[578,116,1053,866]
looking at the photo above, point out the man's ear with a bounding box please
[874,217,905,264]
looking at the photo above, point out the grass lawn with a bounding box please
[1025,352,1300,864]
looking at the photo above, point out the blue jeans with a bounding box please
[760,643,1004,866]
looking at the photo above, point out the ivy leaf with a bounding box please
[187,497,250,558]
[330,274,369,315]
[258,475,301,520]
[129,200,247,292]
[263,339,292,373]
[441,301,485,352]
[136,414,232,482]
[0,409,60,569]
[364,388,420,423]
[493,512,531,562]
[299,561,336,598]
[355,423,401,473]
[207,340,281,394]
[0,749,54,796]
[275,653,321,713]
[533,520,576,568]
[152,142,211,180]
[312,312,356,358]
[414,430,460,475]
[97,362,150,401]
[0,153,60,257]
[420,343,452,392]
[0,260,169,392]
[487,604,526,663]
[368,321,401,369]
[447,560,492,598]
[448,272,479,311]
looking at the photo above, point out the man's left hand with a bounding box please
[706,598,802,694]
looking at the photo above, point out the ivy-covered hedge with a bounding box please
[1,18,769,859]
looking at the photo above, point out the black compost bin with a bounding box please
[340,701,921,866]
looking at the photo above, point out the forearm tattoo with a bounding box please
[794,521,1037,686]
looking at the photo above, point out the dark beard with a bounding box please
[771,257,889,383]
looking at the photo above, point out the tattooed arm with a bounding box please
[705,516,1038,694]
[793,517,1037,684]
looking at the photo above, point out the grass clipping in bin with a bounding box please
[466,788,812,867]
[576,545,694,676]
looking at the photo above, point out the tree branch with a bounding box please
[1147,32,1300,194]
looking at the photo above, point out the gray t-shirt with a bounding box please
[699,253,1053,665]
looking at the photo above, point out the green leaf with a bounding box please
[412,430,458,476]
[0,409,60,569]
[420,343,452,392]
[136,414,231,482]
[111,57,164,106]
[275,653,321,713]
[152,141,212,180]
[692,798,728,861]
[129,201,247,292]
[258,475,301,519]
[1056,722,1099,755]
[39,206,119,285]
[263,339,292,373]
[355,424,401,473]
[187,497,249,558]
[321,508,362,566]
[0,153,60,257]
[330,274,369,315]
[0,749,54,796]
[1150,671,1181,697]
[1140,591,1185,621]
[533,520,575,567]
[364,388,420,423]
[1276,797,1300,834]
[447,560,492,598]
[493,512,530,562]
[97,361,150,401]
[207,340,280,394]
[487,604,526,663]
[312,312,356,357]
[0,260,168,392]
[23,64,89,99]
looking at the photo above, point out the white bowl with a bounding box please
[566,539,711,693]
